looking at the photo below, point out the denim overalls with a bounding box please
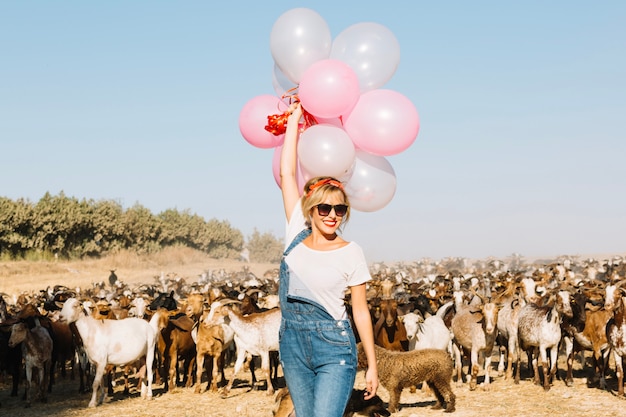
[279,229,357,417]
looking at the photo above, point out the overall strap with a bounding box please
[279,228,311,305]
[283,228,311,257]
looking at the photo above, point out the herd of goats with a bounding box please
[1,253,626,414]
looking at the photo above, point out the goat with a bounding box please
[516,290,572,391]
[401,311,451,352]
[273,386,391,417]
[570,279,626,389]
[149,290,178,312]
[196,300,237,389]
[194,318,227,393]
[373,298,409,351]
[0,302,23,398]
[57,297,155,408]
[495,294,523,382]
[560,289,588,387]
[495,277,538,382]
[108,270,118,287]
[8,320,53,407]
[17,302,77,393]
[152,309,196,392]
[607,295,626,396]
[128,295,149,319]
[357,343,456,413]
[183,293,206,323]
[450,294,499,390]
[407,292,437,318]
[206,301,281,396]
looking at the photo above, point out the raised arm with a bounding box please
[280,102,304,222]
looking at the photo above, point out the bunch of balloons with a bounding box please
[239,8,419,212]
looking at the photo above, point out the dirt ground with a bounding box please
[1,253,626,416]
[1,357,625,417]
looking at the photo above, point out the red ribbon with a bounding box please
[264,91,317,136]
[265,111,291,135]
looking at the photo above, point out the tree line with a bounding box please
[0,192,283,263]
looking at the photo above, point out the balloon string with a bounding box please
[264,89,317,136]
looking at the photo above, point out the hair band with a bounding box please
[305,178,344,198]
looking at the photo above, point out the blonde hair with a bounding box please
[301,176,351,227]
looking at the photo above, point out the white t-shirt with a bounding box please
[284,200,371,320]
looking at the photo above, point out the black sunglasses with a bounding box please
[316,203,348,217]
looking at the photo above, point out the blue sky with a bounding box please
[1,1,625,262]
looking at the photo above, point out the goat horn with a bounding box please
[613,278,626,288]
[469,288,487,304]
[220,298,241,306]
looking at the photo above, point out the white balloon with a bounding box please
[331,22,400,92]
[297,124,356,179]
[270,8,331,83]
[345,150,397,212]
[271,64,297,99]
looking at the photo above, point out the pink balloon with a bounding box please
[343,89,420,156]
[272,145,308,192]
[314,115,343,128]
[298,59,360,119]
[345,150,397,212]
[239,95,287,149]
[297,124,356,179]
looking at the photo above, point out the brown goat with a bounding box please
[607,295,626,396]
[373,298,408,351]
[357,343,456,413]
[152,309,196,391]
[194,319,226,393]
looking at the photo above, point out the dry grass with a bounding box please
[0,247,278,297]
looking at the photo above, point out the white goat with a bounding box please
[206,300,280,396]
[516,290,573,390]
[402,303,453,353]
[58,297,156,408]
[495,277,536,381]
[128,296,148,319]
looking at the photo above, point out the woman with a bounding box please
[278,102,379,417]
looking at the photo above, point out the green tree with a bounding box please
[246,229,283,263]
[0,192,249,260]
[0,197,35,258]
[123,204,162,254]
[88,199,126,255]
[203,219,244,258]
[30,191,94,258]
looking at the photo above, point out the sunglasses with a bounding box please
[316,203,348,217]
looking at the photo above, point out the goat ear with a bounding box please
[55,301,64,309]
